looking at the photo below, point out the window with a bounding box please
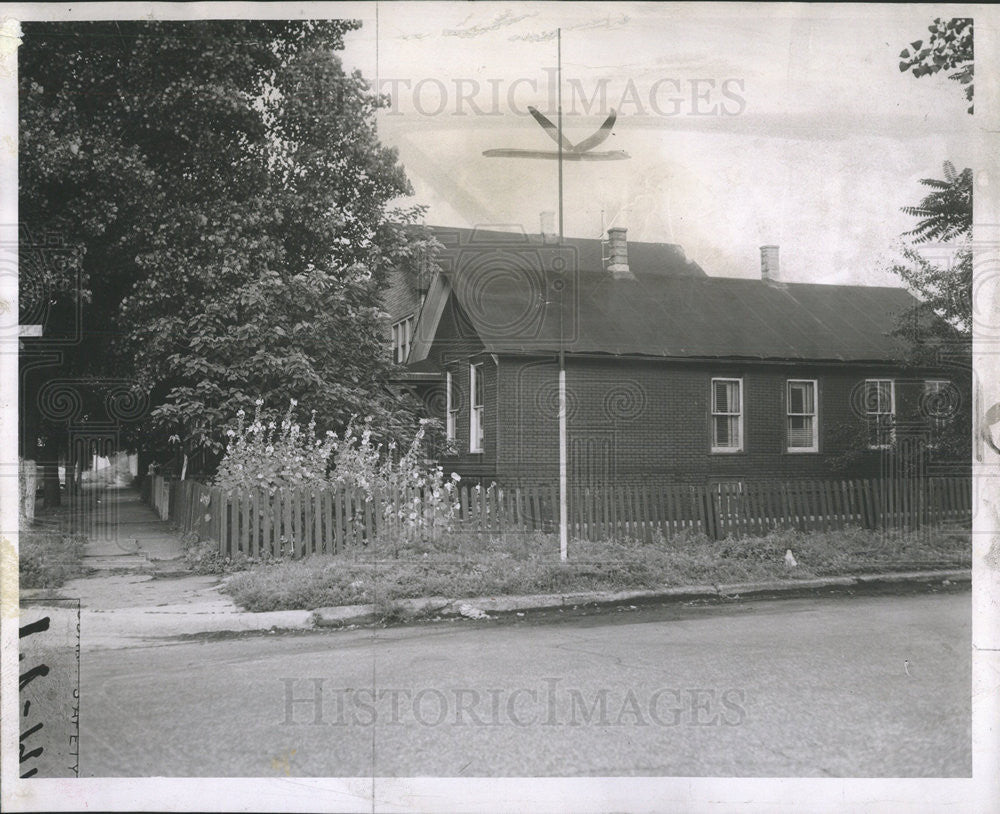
[445,371,457,442]
[787,379,818,452]
[923,379,951,443]
[469,363,484,452]
[391,315,414,364]
[711,378,743,453]
[864,379,895,447]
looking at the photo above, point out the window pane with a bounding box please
[714,415,729,446]
[788,416,813,447]
[789,384,803,414]
[713,380,738,413]
[714,415,740,448]
[713,381,727,413]
[728,416,740,447]
[472,366,483,407]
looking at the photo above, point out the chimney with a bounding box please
[540,211,557,244]
[607,226,635,279]
[760,245,780,282]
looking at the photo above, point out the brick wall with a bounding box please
[421,295,497,480]
[468,354,956,485]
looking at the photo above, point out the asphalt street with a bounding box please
[80,588,970,777]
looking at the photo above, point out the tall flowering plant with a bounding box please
[214,399,337,493]
[214,402,464,544]
[332,417,462,538]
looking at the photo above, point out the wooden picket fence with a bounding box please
[147,474,971,558]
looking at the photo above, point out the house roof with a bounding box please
[409,227,919,364]
[426,225,707,279]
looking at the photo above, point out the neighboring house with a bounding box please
[384,224,960,486]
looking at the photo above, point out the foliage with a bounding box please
[900,161,972,246]
[19,529,88,589]
[221,526,971,613]
[885,159,972,465]
[330,418,463,537]
[891,244,972,340]
[19,21,434,476]
[183,538,263,575]
[213,400,337,493]
[899,18,973,113]
[211,401,462,540]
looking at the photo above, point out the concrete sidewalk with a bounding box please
[23,485,313,648]
[77,485,188,569]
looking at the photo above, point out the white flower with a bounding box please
[226,429,235,437]
[451,472,461,482]
[290,398,298,407]
[255,398,264,406]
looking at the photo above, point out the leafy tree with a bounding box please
[899,18,973,114]
[889,162,972,463]
[900,161,973,246]
[892,162,972,336]
[19,21,431,485]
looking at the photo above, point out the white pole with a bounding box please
[557,29,568,562]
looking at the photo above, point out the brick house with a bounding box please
[385,225,959,486]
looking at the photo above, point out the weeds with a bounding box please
[19,528,87,589]
[221,525,971,612]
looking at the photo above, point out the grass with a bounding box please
[19,528,88,589]
[221,525,971,613]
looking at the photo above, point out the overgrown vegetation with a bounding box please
[211,405,463,548]
[19,528,88,589]
[221,525,971,613]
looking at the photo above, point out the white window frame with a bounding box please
[391,315,414,364]
[923,379,951,444]
[786,379,819,453]
[445,371,457,442]
[710,377,743,453]
[865,379,895,448]
[469,362,484,453]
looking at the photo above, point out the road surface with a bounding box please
[80,588,970,777]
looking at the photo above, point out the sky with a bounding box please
[336,2,976,286]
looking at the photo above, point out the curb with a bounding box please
[311,569,971,628]
[64,569,969,644]
[81,608,315,646]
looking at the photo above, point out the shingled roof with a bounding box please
[410,228,918,364]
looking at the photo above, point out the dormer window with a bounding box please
[391,315,414,364]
